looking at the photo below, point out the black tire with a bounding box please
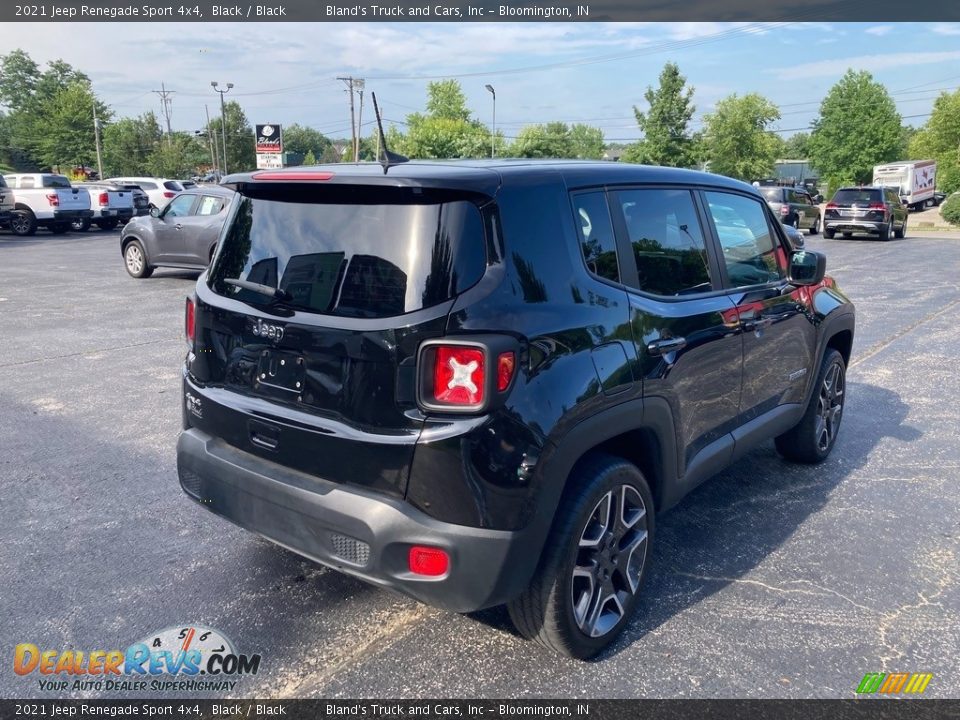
[508,453,654,660]
[71,217,92,232]
[809,215,820,236]
[877,223,890,241]
[775,349,846,464]
[824,228,836,239]
[49,222,70,235]
[123,239,153,279]
[96,218,119,231]
[894,216,907,239]
[9,210,37,236]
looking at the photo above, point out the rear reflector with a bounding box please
[433,345,485,407]
[252,171,335,181]
[497,351,515,392]
[185,297,195,347]
[408,546,449,576]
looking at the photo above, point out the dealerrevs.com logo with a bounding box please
[14,625,261,693]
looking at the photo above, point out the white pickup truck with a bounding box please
[74,182,136,231]
[2,173,93,236]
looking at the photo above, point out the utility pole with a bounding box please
[152,82,175,145]
[211,81,233,174]
[204,104,219,173]
[337,76,363,162]
[355,80,365,162]
[92,102,104,180]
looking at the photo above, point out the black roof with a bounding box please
[223,160,756,197]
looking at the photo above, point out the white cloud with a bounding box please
[932,23,960,36]
[771,51,960,80]
[865,25,894,36]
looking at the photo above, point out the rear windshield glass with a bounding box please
[759,188,783,202]
[832,189,881,205]
[42,175,71,188]
[209,188,487,318]
[163,180,184,191]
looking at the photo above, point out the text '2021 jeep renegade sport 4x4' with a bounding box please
[178,161,855,659]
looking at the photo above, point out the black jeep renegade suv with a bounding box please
[177,161,855,659]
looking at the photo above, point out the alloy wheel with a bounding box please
[571,485,648,638]
[11,214,30,234]
[125,245,144,275]
[815,361,844,452]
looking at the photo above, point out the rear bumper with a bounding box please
[177,427,535,612]
[825,219,887,233]
[51,209,94,221]
[96,208,134,219]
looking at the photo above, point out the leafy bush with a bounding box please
[941,194,960,227]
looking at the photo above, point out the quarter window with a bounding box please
[573,192,620,283]
[197,195,225,216]
[705,192,784,288]
[614,188,712,296]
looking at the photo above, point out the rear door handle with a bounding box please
[647,337,686,356]
[743,317,773,331]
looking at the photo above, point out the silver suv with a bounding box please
[759,186,821,235]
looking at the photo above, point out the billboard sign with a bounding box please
[255,124,283,154]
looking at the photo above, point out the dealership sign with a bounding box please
[256,153,283,170]
[255,124,283,154]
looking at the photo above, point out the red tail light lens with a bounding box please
[433,346,485,406]
[252,171,335,181]
[98,192,109,206]
[408,546,449,576]
[825,202,838,209]
[163,191,176,199]
[869,202,885,210]
[497,351,515,392]
[185,297,195,347]
[46,193,59,207]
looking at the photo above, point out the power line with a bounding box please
[152,82,175,139]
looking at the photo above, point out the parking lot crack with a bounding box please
[0,338,178,368]
[674,571,875,612]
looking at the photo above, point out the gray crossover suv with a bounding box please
[120,186,235,278]
[760,186,821,235]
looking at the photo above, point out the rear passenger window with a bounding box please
[197,196,224,216]
[705,192,784,287]
[573,192,619,283]
[614,188,712,296]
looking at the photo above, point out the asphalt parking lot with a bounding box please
[2,227,958,699]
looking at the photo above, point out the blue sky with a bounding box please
[5,22,960,143]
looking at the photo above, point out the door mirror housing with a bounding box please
[150,206,160,218]
[789,250,826,286]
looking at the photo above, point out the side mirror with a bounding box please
[789,250,826,286]
[150,207,160,218]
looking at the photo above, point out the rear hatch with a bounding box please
[826,188,885,222]
[187,176,494,498]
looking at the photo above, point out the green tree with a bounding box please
[209,100,255,173]
[782,132,810,159]
[0,49,40,112]
[32,81,110,170]
[281,123,332,161]
[102,112,162,177]
[908,89,960,193]
[622,62,696,167]
[302,149,317,165]
[147,131,207,178]
[808,70,902,187]
[391,80,492,159]
[702,93,782,181]
[509,122,605,159]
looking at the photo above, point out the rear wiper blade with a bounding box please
[224,278,292,302]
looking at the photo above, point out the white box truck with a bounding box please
[872,160,937,211]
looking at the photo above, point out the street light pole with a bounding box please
[92,103,104,180]
[485,84,496,159]
[211,81,233,175]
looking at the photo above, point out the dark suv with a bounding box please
[824,186,908,240]
[177,162,855,659]
[758,185,821,234]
